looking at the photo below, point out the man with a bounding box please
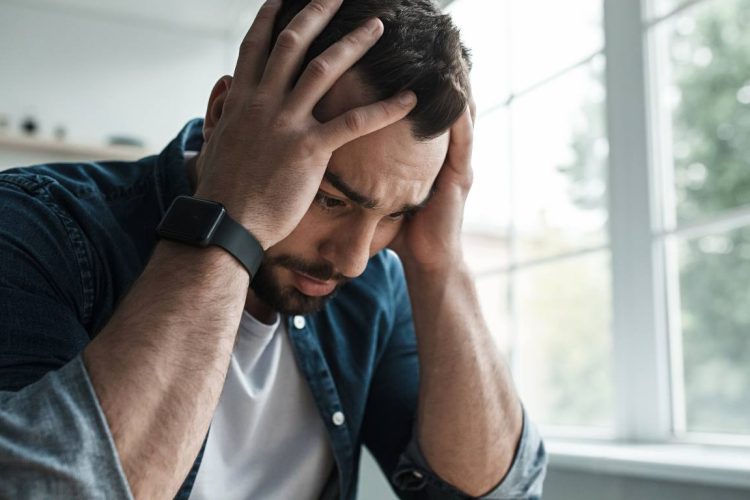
[0,0,546,498]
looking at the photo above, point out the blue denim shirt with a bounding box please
[0,120,546,499]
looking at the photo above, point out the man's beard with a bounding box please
[250,254,348,315]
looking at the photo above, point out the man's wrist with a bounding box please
[401,252,469,282]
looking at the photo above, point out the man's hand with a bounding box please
[389,101,476,271]
[194,0,417,249]
[387,100,525,496]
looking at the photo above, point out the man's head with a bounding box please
[222,0,471,315]
[272,0,471,139]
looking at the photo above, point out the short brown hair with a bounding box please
[273,0,471,140]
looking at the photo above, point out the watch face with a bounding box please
[157,196,225,245]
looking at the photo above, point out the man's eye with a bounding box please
[314,192,345,210]
[387,212,406,222]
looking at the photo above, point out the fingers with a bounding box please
[316,91,417,150]
[285,18,384,115]
[444,107,474,183]
[468,96,477,127]
[233,0,285,87]
[259,0,344,91]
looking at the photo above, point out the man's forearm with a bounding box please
[403,260,523,497]
[83,241,249,499]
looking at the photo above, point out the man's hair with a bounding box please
[273,0,471,140]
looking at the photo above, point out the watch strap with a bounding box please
[212,211,264,278]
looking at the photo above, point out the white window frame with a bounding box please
[444,0,750,488]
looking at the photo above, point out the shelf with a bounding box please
[547,439,750,489]
[0,133,152,161]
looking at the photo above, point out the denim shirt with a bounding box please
[0,120,547,499]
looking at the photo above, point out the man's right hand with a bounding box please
[194,0,417,250]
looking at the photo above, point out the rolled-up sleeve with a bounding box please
[392,408,547,499]
[0,355,132,499]
[0,176,132,497]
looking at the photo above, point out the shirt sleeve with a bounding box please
[392,408,547,499]
[0,356,133,499]
[363,251,547,499]
[0,177,133,498]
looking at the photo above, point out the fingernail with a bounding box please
[399,91,416,105]
[365,17,382,34]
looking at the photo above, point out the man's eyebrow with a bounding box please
[324,171,378,209]
[323,171,435,215]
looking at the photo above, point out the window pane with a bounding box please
[510,0,603,92]
[446,0,511,110]
[648,0,708,21]
[474,273,512,355]
[462,108,511,273]
[463,232,509,276]
[515,251,614,428]
[511,57,608,263]
[676,225,750,434]
[659,0,750,224]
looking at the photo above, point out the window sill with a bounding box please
[546,439,750,489]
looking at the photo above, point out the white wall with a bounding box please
[0,2,234,153]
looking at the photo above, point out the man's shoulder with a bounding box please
[0,156,158,203]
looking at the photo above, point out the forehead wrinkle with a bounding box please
[323,168,433,215]
[323,171,380,210]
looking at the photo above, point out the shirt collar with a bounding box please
[154,118,204,216]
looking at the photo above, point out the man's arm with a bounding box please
[403,262,524,496]
[389,107,546,496]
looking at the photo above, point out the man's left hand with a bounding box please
[389,101,476,272]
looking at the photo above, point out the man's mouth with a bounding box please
[291,270,338,297]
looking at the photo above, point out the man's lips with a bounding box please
[291,271,337,297]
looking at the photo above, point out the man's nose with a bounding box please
[319,220,378,279]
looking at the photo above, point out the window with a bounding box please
[448,0,613,430]
[650,0,750,436]
[448,0,750,444]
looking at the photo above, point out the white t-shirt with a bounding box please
[189,310,334,500]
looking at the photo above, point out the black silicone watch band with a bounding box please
[212,212,264,279]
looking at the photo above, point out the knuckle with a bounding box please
[306,57,330,79]
[244,93,270,114]
[239,37,260,57]
[306,0,328,16]
[275,29,302,51]
[342,32,362,47]
[257,2,278,20]
[344,110,366,133]
[377,101,393,118]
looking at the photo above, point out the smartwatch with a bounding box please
[156,195,264,279]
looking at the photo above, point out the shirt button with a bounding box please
[332,411,345,426]
[293,315,306,329]
[412,470,423,479]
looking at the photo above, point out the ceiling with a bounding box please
[10,0,265,36]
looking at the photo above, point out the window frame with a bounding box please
[447,0,750,449]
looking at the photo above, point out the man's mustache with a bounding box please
[264,254,348,283]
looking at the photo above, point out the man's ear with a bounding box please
[202,75,233,143]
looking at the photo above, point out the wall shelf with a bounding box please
[0,133,151,162]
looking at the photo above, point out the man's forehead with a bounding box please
[316,69,449,207]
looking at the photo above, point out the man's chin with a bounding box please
[268,286,339,316]
[250,270,338,316]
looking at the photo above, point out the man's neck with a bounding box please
[244,291,277,325]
